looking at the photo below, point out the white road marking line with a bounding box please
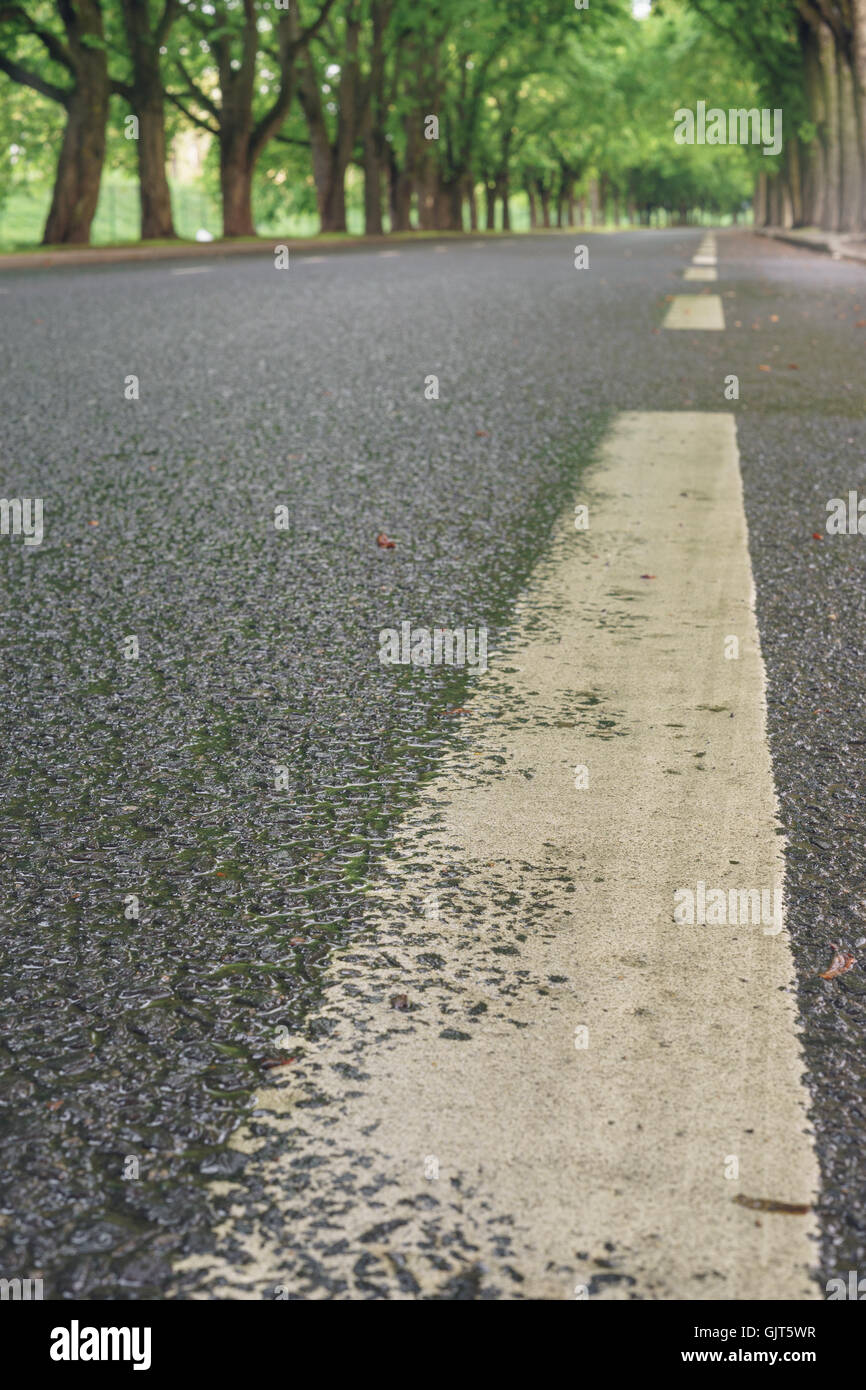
[692,253,718,266]
[684,265,718,281]
[663,294,725,329]
[300,256,326,263]
[178,412,819,1302]
[170,266,213,275]
[379,249,400,257]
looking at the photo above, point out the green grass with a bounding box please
[0,178,341,252]
[0,178,541,252]
[0,177,736,255]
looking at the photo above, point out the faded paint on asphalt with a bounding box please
[663,295,725,329]
[174,412,819,1301]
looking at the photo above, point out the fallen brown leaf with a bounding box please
[820,943,856,980]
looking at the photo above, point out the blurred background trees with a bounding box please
[0,0,861,248]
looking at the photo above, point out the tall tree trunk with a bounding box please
[588,178,600,224]
[361,0,388,236]
[220,138,256,237]
[120,0,177,240]
[467,178,478,230]
[753,170,768,226]
[539,181,551,228]
[449,177,463,230]
[497,171,510,230]
[785,136,805,226]
[297,14,359,233]
[388,150,410,230]
[362,116,383,235]
[838,46,862,230]
[137,100,175,238]
[486,181,497,229]
[819,20,843,230]
[43,2,109,245]
[525,181,537,228]
[801,16,828,227]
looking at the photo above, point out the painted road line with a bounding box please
[174,411,818,1302]
[684,266,718,281]
[379,250,400,257]
[299,256,327,263]
[693,253,718,266]
[663,294,725,329]
[170,266,213,275]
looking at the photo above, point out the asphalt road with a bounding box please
[1,228,865,1299]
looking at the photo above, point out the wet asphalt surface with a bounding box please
[0,228,864,1299]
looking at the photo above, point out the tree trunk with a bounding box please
[220,144,256,237]
[363,122,383,235]
[389,119,414,232]
[42,1,109,245]
[467,178,478,230]
[785,136,805,226]
[753,170,768,226]
[819,20,843,230]
[588,179,599,224]
[801,16,828,227]
[486,182,497,229]
[137,98,175,239]
[120,0,176,240]
[838,46,862,230]
[448,178,463,230]
[495,171,510,230]
[526,182,537,228]
[297,20,359,234]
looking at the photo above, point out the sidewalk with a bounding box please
[0,228,525,273]
[755,225,866,265]
[0,232,403,273]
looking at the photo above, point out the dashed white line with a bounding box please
[664,294,725,329]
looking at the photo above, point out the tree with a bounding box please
[115,0,180,240]
[0,1,110,244]
[170,0,336,237]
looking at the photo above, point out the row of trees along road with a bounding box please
[687,0,866,232]
[1,0,863,246]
